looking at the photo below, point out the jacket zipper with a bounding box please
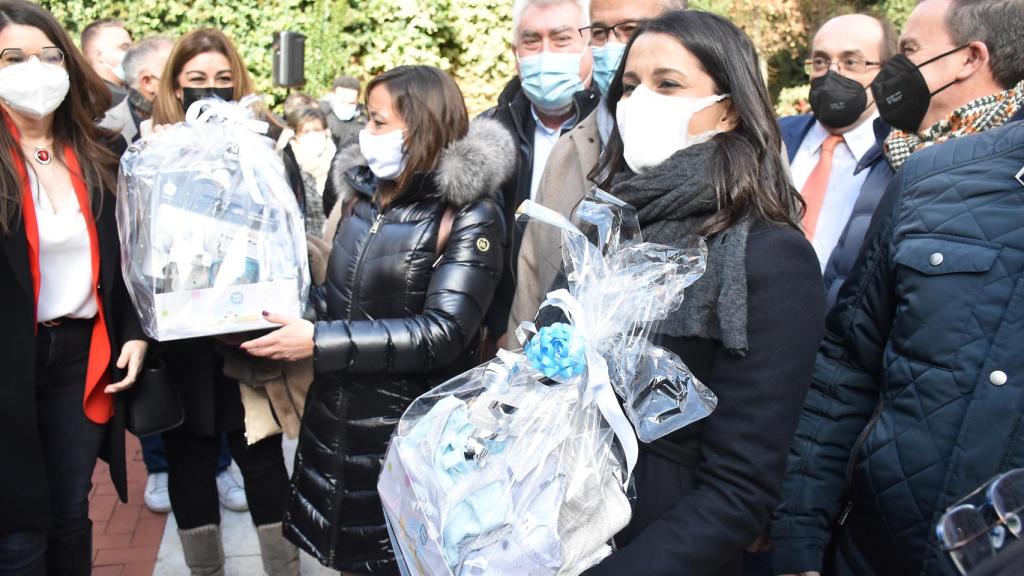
[347,212,384,321]
[839,401,885,525]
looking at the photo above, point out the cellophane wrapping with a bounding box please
[379,191,718,575]
[116,96,309,341]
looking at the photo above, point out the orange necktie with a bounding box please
[801,133,844,240]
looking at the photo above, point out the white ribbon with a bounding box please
[184,95,271,205]
[529,288,639,485]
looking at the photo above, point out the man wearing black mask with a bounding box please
[773,1,1024,576]
[779,13,897,310]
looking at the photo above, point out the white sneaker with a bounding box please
[216,470,249,512]
[143,472,172,514]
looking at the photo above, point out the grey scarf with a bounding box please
[612,141,750,355]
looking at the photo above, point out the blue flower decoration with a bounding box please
[524,322,587,381]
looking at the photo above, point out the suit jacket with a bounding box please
[506,109,602,342]
[480,77,600,340]
[99,97,139,146]
[0,146,144,531]
[778,114,894,310]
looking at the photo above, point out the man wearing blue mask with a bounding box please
[482,0,598,353]
[504,0,687,346]
[319,75,366,148]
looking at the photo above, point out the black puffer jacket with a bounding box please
[283,118,515,573]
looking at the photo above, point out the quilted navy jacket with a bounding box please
[772,113,1024,576]
[283,118,515,573]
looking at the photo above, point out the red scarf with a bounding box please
[8,119,114,424]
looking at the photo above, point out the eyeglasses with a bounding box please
[579,20,642,46]
[937,469,1024,575]
[0,47,65,67]
[804,56,881,76]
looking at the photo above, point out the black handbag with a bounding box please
[125,354,184,437]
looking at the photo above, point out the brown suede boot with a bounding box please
[177,524,225,576]
[256,522,300,576]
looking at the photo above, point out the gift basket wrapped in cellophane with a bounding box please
[378,191,719,575]
[116,96,309,341]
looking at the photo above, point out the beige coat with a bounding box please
[506,112,602,344]
[222,232,332,444]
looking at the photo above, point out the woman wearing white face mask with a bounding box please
[580,11,825,576]
[241,65,515,574]
[0,2,148,574]
[285,106,336,234]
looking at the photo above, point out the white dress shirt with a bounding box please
[530,106,575,200]
[30,167,97,323]
[790,112,880,271]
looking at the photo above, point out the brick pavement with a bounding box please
[90,433,165,576]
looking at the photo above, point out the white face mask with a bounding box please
[0,58,70,120]
[615,85,729,173]
[100,49,127,82]
[297,130,329,155]
[331,96,358,121]
[359,128,406,180]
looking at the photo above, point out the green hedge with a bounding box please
[41,0,515,114]
[40,0,915,116]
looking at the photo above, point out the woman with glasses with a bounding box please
[581,11,824,575]
[0,2,147,574]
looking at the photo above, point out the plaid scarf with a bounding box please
[885,80,1024,169]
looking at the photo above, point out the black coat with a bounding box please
[772,114,1024,576]
[0,147,145,532]
[480,77,600,340]
[320,101,366,148]
[283,118,516,573]
[585,221,825,576]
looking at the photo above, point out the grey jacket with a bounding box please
[99,97,138,146]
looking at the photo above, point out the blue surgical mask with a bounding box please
[591,42,626,95]
[519,51,585,114]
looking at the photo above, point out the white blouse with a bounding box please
[29,167,97,323]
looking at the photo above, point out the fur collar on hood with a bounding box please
[328,116,516,210]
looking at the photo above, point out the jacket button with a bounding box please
[990,370,1008,386]
[929,253,944,266]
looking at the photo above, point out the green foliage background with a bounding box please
[40,0,916,116]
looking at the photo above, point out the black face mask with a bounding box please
[870,45,967,133]
[809,71,870,129]
[180,87,236,114]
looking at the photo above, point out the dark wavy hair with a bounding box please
[365,65,469,206]
[590,10,803,236]
[0,0,119,236]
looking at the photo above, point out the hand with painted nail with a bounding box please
[239,311,315,361]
